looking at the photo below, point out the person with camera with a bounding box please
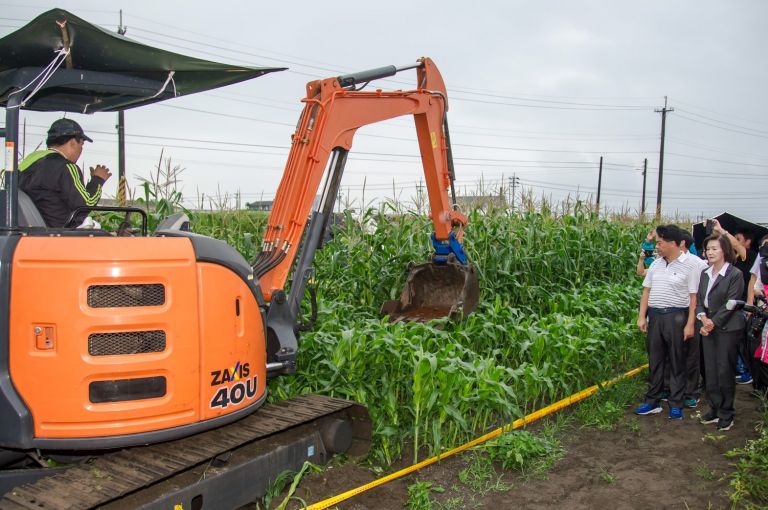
[636,230,657,277]
[747,235,768,399]
[635,225,700,420]
[696,235,745,431]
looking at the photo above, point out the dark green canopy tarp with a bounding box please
[0,8,286,112]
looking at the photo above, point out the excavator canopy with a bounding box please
[0,8,286,112]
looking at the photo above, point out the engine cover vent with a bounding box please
[88,284,165,308]
[88,330,166,356]
[89,376,167,403]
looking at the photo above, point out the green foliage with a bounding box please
[480,429,564,478]
[406,480,444,510]
[726,408,768,508]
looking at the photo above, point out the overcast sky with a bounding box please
[2,1,767,222]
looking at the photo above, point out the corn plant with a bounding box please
[259,208,650,466]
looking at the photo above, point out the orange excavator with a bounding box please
[0,9,478,509]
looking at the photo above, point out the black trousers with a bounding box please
[702,329,741,421]
[684,332,701,399]
[646,311,688,408]
[661,331,701,399]
[746,320,768,395]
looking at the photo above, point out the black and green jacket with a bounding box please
[19,149,104,228]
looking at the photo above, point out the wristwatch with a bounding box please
[696,312,706,321]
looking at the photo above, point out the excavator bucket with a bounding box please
[381,261,480,322]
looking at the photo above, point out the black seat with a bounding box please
[18,190,47,227]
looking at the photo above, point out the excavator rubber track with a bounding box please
[0,395,370,510]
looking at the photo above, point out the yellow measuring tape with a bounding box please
[306,364,648,510]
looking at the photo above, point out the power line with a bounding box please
[676,113,768,140]
[675,107,768,135]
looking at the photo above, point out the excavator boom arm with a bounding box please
[255,58,467,301]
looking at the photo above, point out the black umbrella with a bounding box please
[692,212,768,253]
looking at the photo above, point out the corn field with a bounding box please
[191,201,650,466]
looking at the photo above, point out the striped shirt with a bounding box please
[682,251,709,290]
[643,250,699,308]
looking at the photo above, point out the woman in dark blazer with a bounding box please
[696,235,745,431]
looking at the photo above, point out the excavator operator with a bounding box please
[19,118,112,227]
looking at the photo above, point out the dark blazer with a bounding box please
[696,264,745,332]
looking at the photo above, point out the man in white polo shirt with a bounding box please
[635,224,699,420]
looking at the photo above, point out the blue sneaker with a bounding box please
[684,398,699,408]
[669,407,684,420]
[634,403,663,415]
[736,373,753,385]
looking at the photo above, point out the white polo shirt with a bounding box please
[682,251,709,289]
[643,250,699,308]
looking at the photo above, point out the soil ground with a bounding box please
[282,384,763,510]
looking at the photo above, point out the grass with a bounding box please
[458,454,512,494]
[575,377,646,431]
[694,463,718,481]
[725,407,768,508]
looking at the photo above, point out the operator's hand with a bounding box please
[684,322,694,340]
[90,164,113,182]
[701,317,715,336]
[646,230,656,242]
[700,326,710,337]
[637,315,648,333]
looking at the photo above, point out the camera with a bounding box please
[644,249,654,258]
[705,219,713,235]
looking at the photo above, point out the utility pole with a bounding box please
[596,156,603,213]
[654,96,674,220]
[116,11,127,206]
[640,158,648,216]
[508,174,519,212]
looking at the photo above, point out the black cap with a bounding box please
[47,118,93,143]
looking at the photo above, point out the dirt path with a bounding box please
[288,384,763,509]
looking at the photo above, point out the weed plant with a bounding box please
[480,429,564,479]
[406,480,444,510]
